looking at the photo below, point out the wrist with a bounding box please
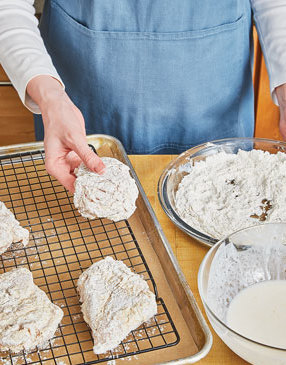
[276,84,286,109]
[27,75,65,109]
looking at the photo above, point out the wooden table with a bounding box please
[129,155,248,365]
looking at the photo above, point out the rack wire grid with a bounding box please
[0,148,180,365]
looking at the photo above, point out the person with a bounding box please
[0,0,286,193]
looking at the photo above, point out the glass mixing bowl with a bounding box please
[158,137,286,247]
[198,223,286,365]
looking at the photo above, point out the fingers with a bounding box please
[45,159,76,193]
[41,92,105,190]
[65,151,82,172]
[59,175,76,193]
[45,145,105,193]
[72,142,106,174]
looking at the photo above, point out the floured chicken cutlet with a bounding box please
[74,157,139,222]
[0,268,63,353]
[0,201,29,255]
[77,256,157,354]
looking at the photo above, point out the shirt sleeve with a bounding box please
[251,0,286,105]
[0,0,64,114]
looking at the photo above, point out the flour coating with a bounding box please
[175,150,286,239]
[0,268,63,353]
[0,201,29,255]
[74,158,138,221]
[77,256,157,354]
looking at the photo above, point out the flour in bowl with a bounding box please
[175,149,286,239]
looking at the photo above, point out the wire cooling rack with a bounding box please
[0,149,179,365]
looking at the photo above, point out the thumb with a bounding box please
[73,142,106,173]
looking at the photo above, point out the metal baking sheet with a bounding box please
[0,135,212,365]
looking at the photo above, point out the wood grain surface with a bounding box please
[129,155,249,364]
[0,86,35,145]
[253,27,281,141]
[254,55,282,140]
[0,65,9,82]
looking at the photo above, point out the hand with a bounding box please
[276,83,286,140]
[27,75,105,192]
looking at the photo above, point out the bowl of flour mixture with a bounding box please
[158,138,286,246]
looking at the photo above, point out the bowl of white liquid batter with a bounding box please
[198,223,286,365]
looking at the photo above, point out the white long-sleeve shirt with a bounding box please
[0,0,286,114]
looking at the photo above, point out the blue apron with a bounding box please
[35,0,254,154]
